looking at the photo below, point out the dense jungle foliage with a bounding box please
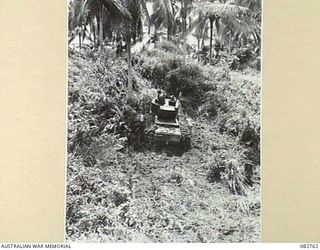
[67,0,261,243]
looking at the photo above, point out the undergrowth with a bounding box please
[66,44,261,242]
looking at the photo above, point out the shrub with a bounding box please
[208,146,250,195]
[157,40,183,54]
[229,45,260,71]
[214,72,260,148]
[165,63,204,113]
[138,49,183,88]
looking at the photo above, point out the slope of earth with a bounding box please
[66,46,261,243]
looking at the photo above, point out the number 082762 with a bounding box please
[300,244,319,249]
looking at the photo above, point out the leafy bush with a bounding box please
[157,40,183,54]
[208,147,250,195]
[229,45,261,71]
[138,48,183,88]
[213,71,260,150]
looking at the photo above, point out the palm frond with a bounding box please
[192,0,248,18]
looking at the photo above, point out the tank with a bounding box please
[150,96,191,147]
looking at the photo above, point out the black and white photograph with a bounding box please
[66,0,261,242]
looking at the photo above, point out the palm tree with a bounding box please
[68,0,86,48]
[152,0,192,63]
[69,0,135,99]
[238,0,261,52]
[150,0,176,41]
[122,0,151,99]
[181,0,189,65]
[192,11,208,62]
[140,0,151,35]
[69,0,155,99]
[68,0,132,48]
[191,0,248,64]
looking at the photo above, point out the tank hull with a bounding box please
[154,126,181,143]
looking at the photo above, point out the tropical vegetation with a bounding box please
[67,0,261,243]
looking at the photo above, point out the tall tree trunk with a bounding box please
[182,0,187,65]
[127,35,133,100]
[197,12,201,63]
[209,18,213,65]
[167,13,171,41]
[78,30,82,51]
[228,32,232,54]
[96,16,100,46]
[171,0,176,36]
[91,20,97,47]
[99,5,103,48]
[153,29,157,47]
[166,0,173,41]
[201,34,205,49]
[148,23,151,35]
[197,37,200,63]
[140,0,151,35]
